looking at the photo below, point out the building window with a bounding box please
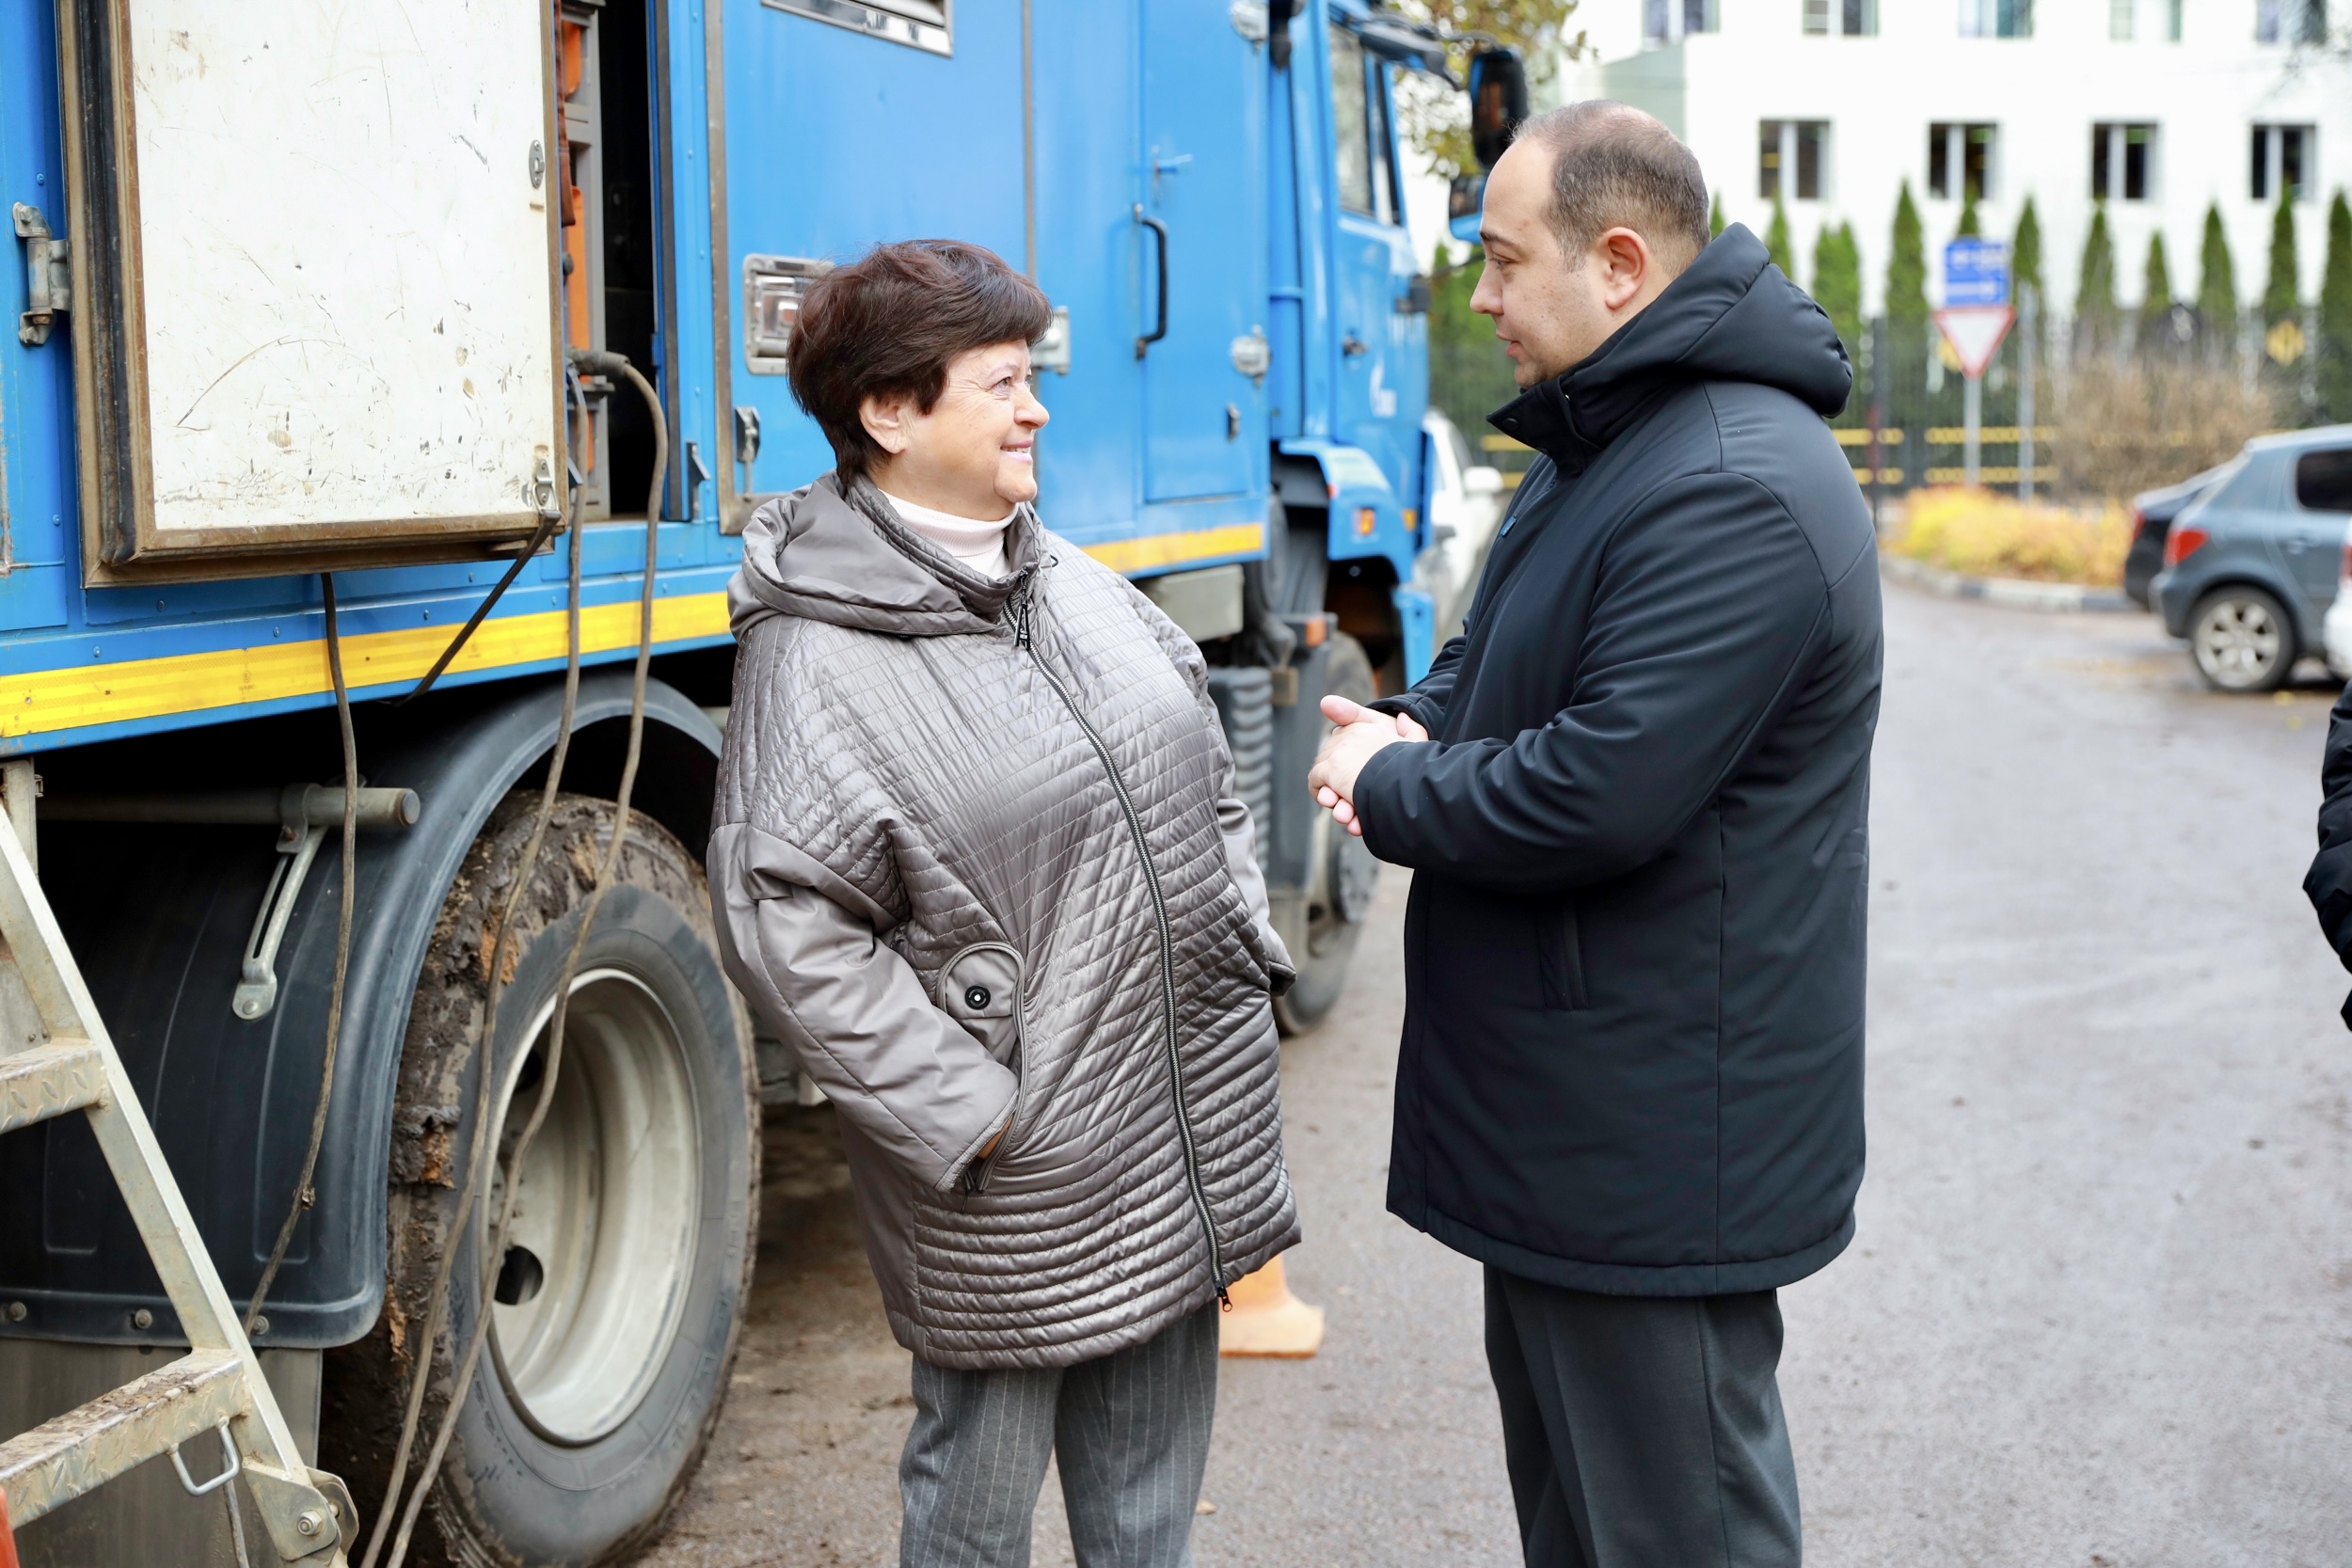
[1959,0,2034,36]
[1646,0,1717,42]
[2251,123,2316,201]
[2092,123,2157,200]
[1930,122,1997,200]
[1806,0,1878,33]
[1759,120,1829,201]
[2111,0,2134,37]
[2169,0,2185,38]
[2257,0,2328,42]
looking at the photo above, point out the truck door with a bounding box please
[716,0,1025,515]
[1137,0,1265,505]
[49,5,565,579]
[1325,21,1422,491]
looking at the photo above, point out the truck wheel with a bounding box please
[322,793,757,1567]
[1275,633,1382,1032]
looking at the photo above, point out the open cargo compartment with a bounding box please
[58,0,569,583]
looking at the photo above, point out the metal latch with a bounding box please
[13,202,69,346]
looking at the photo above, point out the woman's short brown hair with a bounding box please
[787,240,1052,477]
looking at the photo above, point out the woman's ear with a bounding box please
[860,394,912,456]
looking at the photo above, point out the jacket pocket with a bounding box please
[939,942,1024,1064]
[1536,899,1589,1011]
[941,942,1025,1194]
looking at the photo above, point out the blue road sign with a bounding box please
[1945,238,2011,307]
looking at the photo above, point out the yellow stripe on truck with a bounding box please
[0,593,734,739]
[3,521,1266,739]
[1081,522,1264,576]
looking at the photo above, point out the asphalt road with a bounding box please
[642,578,2352,1568]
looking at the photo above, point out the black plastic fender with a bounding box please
[0,674,723,1348]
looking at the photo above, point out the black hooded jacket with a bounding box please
[1354,226,1883,1295]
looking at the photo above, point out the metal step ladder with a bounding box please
[0,790,354,1565]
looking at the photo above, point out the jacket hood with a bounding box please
[728,470,1041,640]
[1488,224,1852,470]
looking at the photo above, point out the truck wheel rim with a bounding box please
[2195,598,2281,687]
[485,968,702,1446]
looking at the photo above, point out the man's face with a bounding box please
[1469,139,1641,388]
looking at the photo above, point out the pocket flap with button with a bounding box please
[941,943,1023,1063]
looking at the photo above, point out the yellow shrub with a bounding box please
[1886,487,2133,586]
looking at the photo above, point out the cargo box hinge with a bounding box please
[11,203,69,347]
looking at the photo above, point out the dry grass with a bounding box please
[1886,487,2134,586]
[2053,353,2275,501]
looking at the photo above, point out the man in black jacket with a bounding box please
[2304,697,2352,1018]
[1311,103,1881,1565]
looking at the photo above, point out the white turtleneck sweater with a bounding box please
[881,490,1014,578]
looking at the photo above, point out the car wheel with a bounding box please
[2189,586,2296,692]
[1274,632,1380,1034]
[322,793,757,1567]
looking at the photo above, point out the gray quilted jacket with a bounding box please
[708,472,1301,1369]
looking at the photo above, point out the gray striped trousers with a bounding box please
[898,1302,1219,1568]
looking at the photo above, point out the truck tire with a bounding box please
[1274,632,1382,1032]
[321,793,757,1567]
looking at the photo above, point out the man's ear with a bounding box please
[1597,228,1652,313]
[860,394,912,456]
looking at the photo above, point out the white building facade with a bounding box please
[1559,0,2352,320]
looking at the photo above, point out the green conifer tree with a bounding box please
[1887,180,1929,329]
[1709,190,1725,238]
[1812,220,1863,355]
[2265,188,2301,330]
[2264,189,2305,405]
[2320,191,2352,420]
[2137,231,2176,356]
[1765,195,1794,278]
[2197,201,2239,359]
[2076,202,2119,353]
[2011,196,2044,311]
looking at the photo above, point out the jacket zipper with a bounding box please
[1011,575,1232,1302]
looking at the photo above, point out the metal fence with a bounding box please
[1429,280,2307,507]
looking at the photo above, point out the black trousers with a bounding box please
[1484,1266,1803,1568]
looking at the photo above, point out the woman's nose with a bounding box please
[1018,386,1050,428]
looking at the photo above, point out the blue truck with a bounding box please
[0,1,1482,1561]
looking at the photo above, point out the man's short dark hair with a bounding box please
[788,239,1052,476]
[1517,102,1711,274]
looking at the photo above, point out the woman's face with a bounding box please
[860,341,1050,519]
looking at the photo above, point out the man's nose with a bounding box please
[1470,269,1502,317]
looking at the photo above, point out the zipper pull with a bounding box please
[1216,1283,1232,1311]
[1011,571,1034,649]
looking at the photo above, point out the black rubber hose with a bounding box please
[243,574,360,1334]
[357,369,595,1568]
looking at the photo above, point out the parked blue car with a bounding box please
[2153,426,2352,691]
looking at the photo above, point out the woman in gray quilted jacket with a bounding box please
[707,239,1301,1567]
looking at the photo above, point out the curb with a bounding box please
[1880,554,2138,614]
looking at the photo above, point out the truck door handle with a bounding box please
[1135,207,1169,358]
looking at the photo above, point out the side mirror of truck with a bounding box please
[1468,49,1527,172]
[1449,173,1485,244]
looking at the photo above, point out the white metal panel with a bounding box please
[127,2,555,536]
